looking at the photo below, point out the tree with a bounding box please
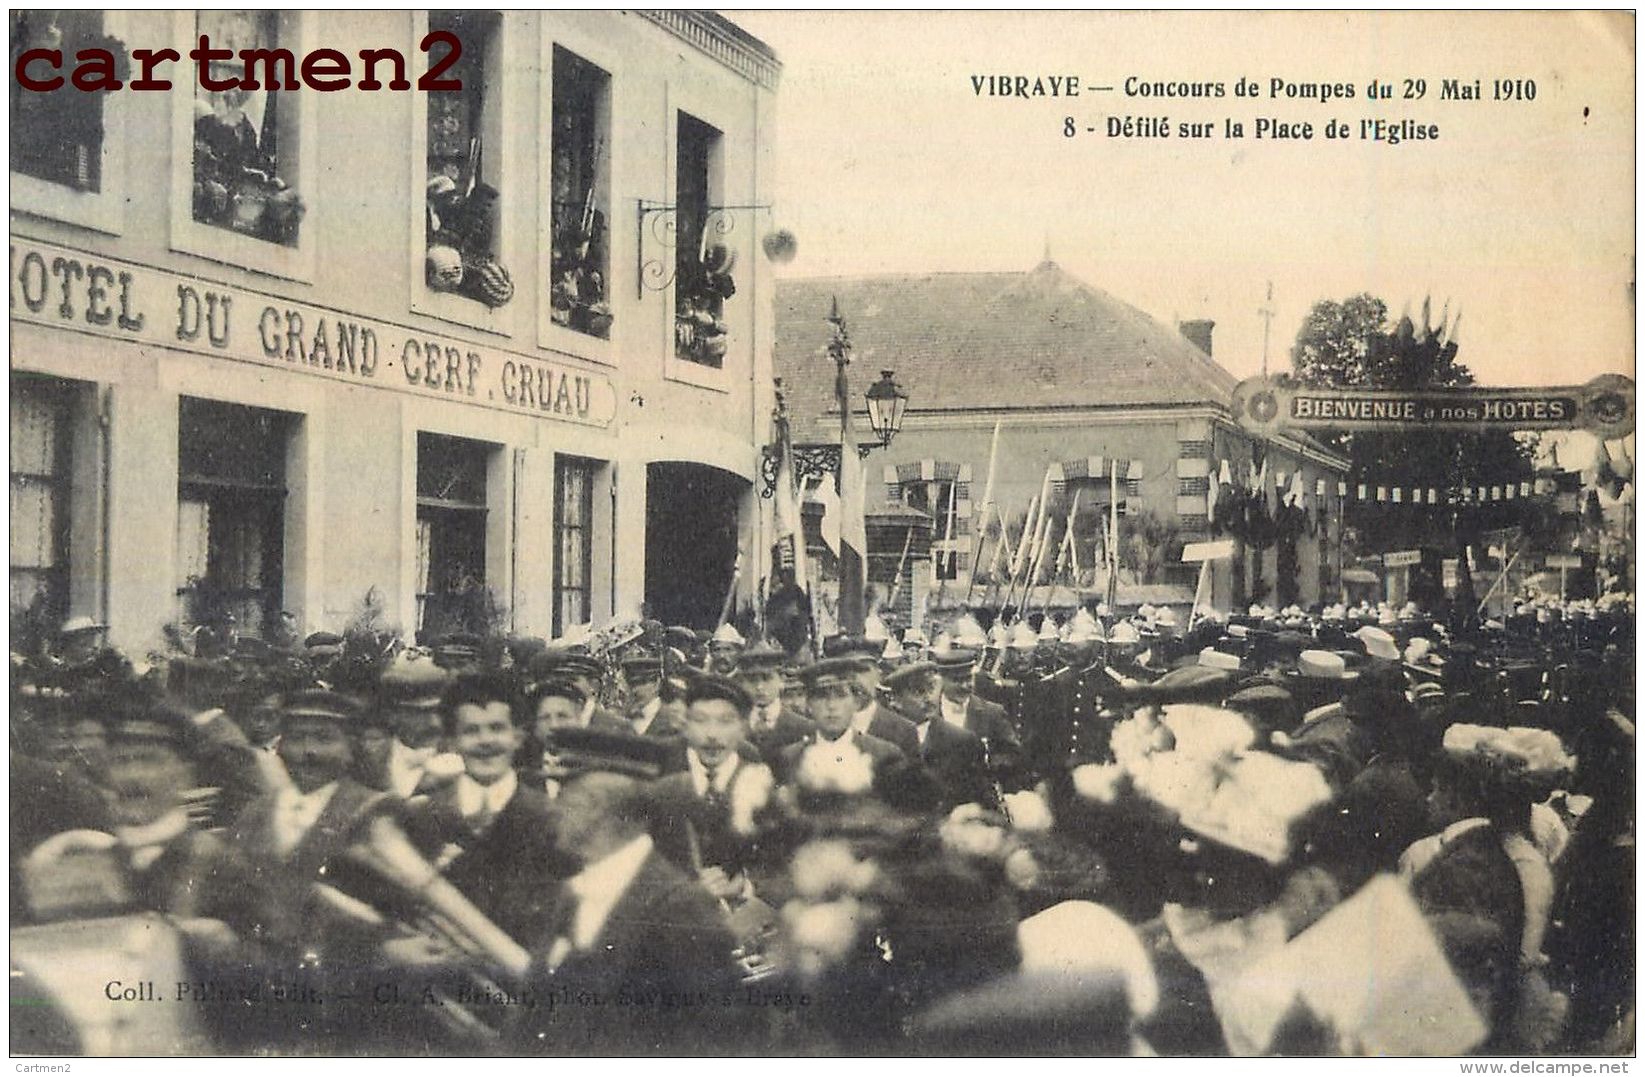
[1290,293,1390,389]
[1118,508,1178,585]
[1290,294,1532,571]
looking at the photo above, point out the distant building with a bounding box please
[774,261,1350,620]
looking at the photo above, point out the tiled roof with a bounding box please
[774,262,1241,433]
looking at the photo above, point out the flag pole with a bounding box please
[829,298,866,636]
[1187,557,1212,632]
[1041,490,1080,618]
[887,523,915,613]
[965,421,1002,607]
[981,503,1009,607]
[997,495,1037,618]
[1106,461,1120,610]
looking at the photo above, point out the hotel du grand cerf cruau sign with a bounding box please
[1232,373,1633,440]
[8,237,617,429]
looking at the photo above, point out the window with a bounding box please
[189,11,305,247]
[906,480,969,581]
[674,112,729,367]
[10,377,76,634]
[423,11,515,311]
[11,10,127,232]
[1066,476,1133,517]
[416,432,493,639]
[176,398,291,639]
[554,457,597,634]
[549,46,612,340]
[11,10,108,191]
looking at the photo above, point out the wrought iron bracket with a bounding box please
[759,441,878,499]
[635,200,772,299]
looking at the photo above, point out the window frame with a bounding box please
[9,375,77,628]
[174,397,293,640]
[166,11,319,282]
[662,97,733,392]
[414,431,495,638]
[552,455,597,636]
[10,10,130,235]
[539,31,617,365]
[408,9,518,337]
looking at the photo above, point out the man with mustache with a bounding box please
[884,661,990,810]
[648,675,770,900]
[400,673,572,944]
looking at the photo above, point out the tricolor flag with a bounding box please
[772,406,809,594]
[839,402,868,594]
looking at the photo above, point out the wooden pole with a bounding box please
[1187,557,1212,632]
[1476,544,1522,618]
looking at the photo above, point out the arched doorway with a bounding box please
[644,462,745,629]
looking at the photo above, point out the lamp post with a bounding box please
[864,369,909,449]
[760,301,910,636]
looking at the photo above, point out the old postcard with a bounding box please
[8,8,1635,1064]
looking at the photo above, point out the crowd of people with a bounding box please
[8,592,1636,1056]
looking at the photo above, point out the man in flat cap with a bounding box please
[80,699,227,916]
[776,658,907,782]
[648,675,775,912]
[931,646,1020,749]
[505,735,742,1055]
[208,690,398,1046]
[885,662,989,809]
[520,676,636,798]
[620,653,680,740]
[373,654,463,797]
[841,652,920,758]
[531,650,627,732]
[734,641,814,759]
[399,673,572,946]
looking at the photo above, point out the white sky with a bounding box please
[730,10,1636,388]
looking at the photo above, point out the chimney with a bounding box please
[1179,319,1215,357]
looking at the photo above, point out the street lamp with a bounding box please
[864,370,909,449]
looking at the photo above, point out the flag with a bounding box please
[812,474,840,556]
[987,504,1007,579]
[942,478,959,577]
[973,420,1000,572]
[773,409,809,593]
[839,413,868,592]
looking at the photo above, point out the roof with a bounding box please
[639,12,781,89]
[774,262,1241,433]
